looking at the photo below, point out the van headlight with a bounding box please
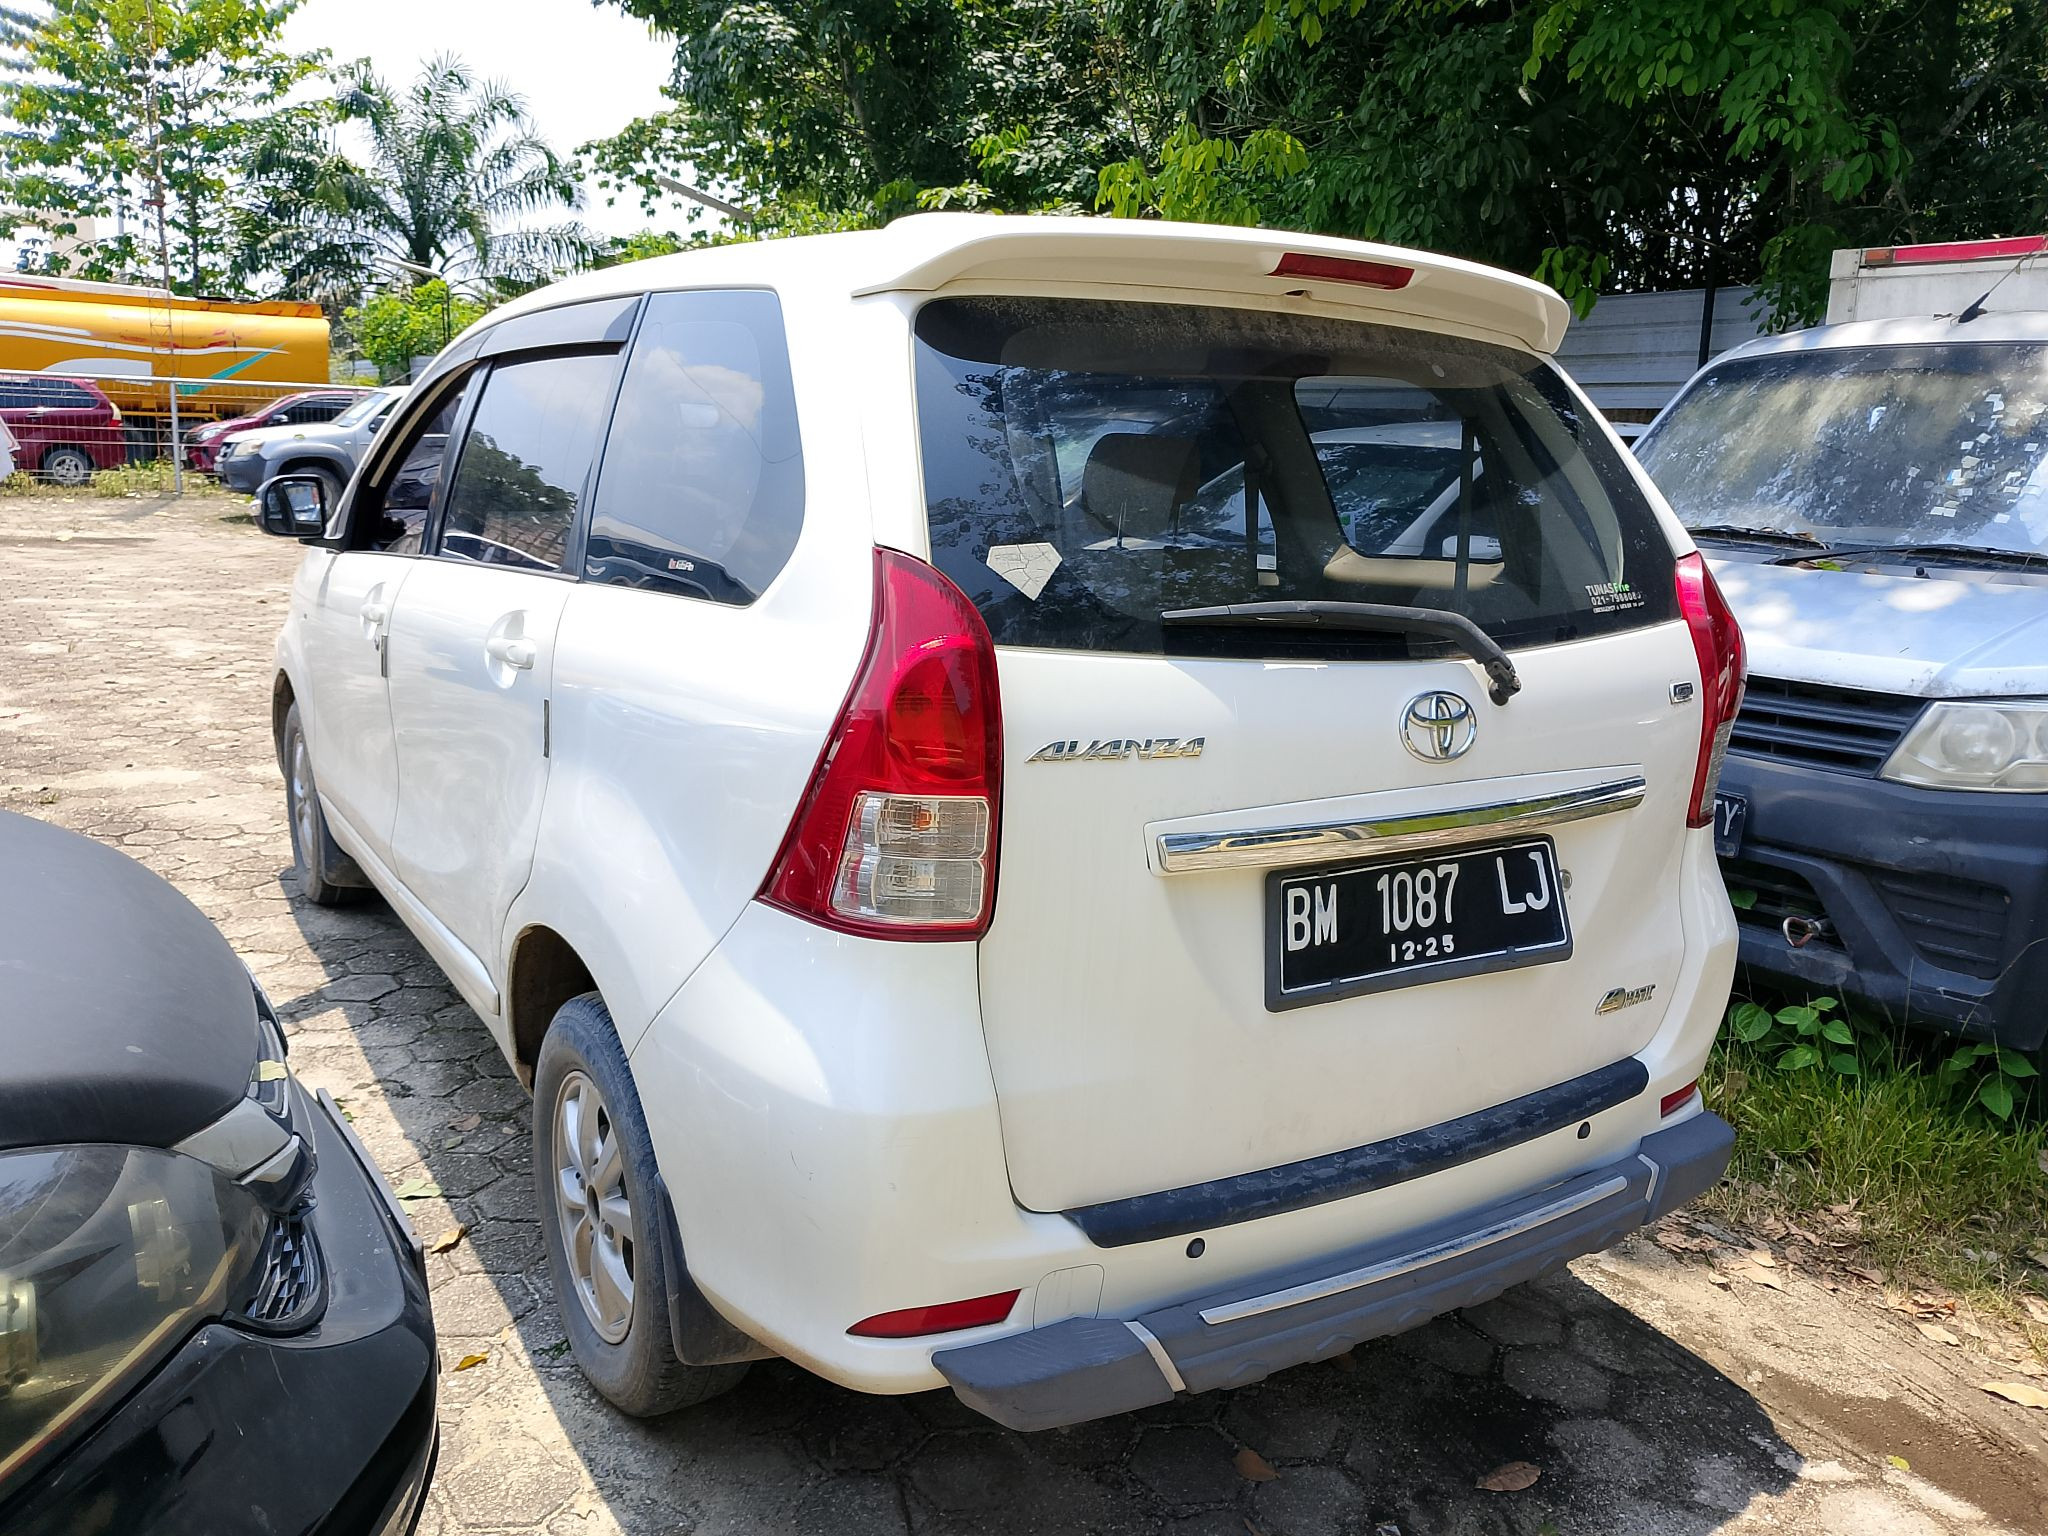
[0,1146,270,1491]
[1881,701,2048,791]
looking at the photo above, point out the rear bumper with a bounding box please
[935,1113,1732,1431]
[1719,753,2048,1052]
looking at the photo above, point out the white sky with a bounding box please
[1,0,694,268]
[282,0,690,240]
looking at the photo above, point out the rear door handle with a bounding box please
[486,635,537,670]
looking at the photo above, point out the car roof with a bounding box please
[0,811,258,1151]
[471,213,1573,355]
[1714,310,2048,364]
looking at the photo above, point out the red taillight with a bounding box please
[1675,553,1746,829]
[1271,252,1414,291]
[1660,1082,1700,1118]
[759,547,1001,938]
[849,1290,1021,1338]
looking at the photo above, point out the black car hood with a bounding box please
[0,812,258,1152]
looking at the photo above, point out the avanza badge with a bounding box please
[1026,737,1205,763]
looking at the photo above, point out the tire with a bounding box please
[534,993,749,1417]
[281,703,369,907]
[41,446,93,486]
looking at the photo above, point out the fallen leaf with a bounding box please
[1917,1323,1961,1347]
[1241,1521,1271,1536]
[1708,1270,1732,1288]
[1887,1454,1911,1472]
[392,1178,441,1200]
[1476,1461,1542,1493]
[2007,1358,2046,1378]
[1746,1250,1778,1268]
[1730,1261,1784,1291]
[443,1135,464,1150]
[1847,1266,1885,1286]
[453,1352,488,1372]
[1233,1447,1279,1482]
[254,1059,288,1082]
[1981,1381,2048,1410]
[2019,1295,2048,1327]
[427,1224,468,1254]
[450,1113,482,1133]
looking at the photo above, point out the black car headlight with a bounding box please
[0,1145,272,1490]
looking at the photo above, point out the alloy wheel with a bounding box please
[552,1068,635,1343]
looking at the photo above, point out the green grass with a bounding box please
[1700,1011,2048,1307]
[0,464,231,497]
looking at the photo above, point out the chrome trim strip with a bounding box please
[1154,776,1647,874]
[1196,1174,1633,1327]
[1125,1319,1187,1392]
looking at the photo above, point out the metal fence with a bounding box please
[0,369,378,489]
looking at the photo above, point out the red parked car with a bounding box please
[0,376,126,485]
[183,388,370,474]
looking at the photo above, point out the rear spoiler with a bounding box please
[852,215,1571,356]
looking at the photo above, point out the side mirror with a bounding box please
[366,416,384,436]
[256,473,330,539]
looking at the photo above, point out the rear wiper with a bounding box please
[1160,600,1521,704]
[1685,523,1825,549]
[1769,542,2047,570]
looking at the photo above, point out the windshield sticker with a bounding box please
[986,541,1062,600]
[1585,579,1646,613]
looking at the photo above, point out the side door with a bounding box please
[292,376,475,865]
[382,337,628,983]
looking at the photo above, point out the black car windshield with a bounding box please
[1637,341,2048,560]
[912,297,1675,659]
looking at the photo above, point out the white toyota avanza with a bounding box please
[260,215,1743,1430]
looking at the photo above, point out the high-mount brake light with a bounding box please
[1675,553,1746,830]
[848,1290,1021,1339]
[760,547,1002,938]
[1863,235,2047,267]
[1270,252,1414,291]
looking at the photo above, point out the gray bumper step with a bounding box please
[935,1113,1733,1431]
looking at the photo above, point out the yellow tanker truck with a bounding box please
[0,273,330,447]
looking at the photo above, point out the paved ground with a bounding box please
[5,493,2048,1536]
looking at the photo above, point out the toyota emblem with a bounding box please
[1401,691,1478,761]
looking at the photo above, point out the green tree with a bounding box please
[584,0,1131,235]
[0,0,323,291]
[344,279,486,380]
[239,53,597,304]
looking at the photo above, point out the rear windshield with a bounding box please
[912,297,1676,659]
[1636,342,2048,558]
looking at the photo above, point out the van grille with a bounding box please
[1729,678,1922,775]
[1872,870,2010,980]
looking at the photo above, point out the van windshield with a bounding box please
[912,297,1675,659]
[1637,341,2048,560]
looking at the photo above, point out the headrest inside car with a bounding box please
[1082,433,1199,545]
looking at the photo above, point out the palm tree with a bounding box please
[238,54,598,306]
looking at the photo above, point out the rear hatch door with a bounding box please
[912,295,1704,1214]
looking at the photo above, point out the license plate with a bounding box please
[1266,837,1572,1010]
[1711,793,1747,859]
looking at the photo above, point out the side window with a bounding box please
[437,351,618,573]
[352,376,475,554]
[584,289,805,605]
[49,382,93,410]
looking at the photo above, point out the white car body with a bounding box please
[269,215,1741,1429]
